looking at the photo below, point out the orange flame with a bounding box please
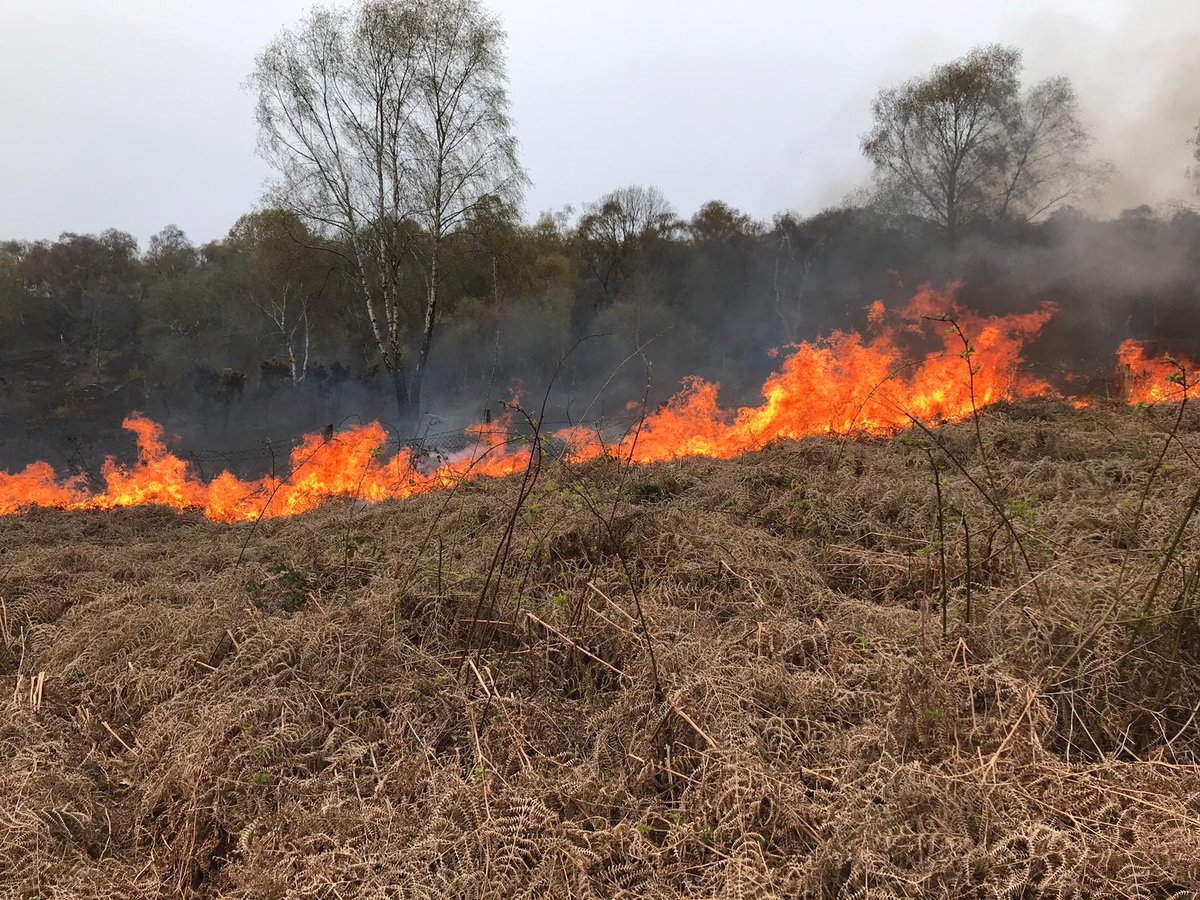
[0,413,537,523]
[579,286,1057,464]
[1117,339,1196,405]
[0,284,1155,524]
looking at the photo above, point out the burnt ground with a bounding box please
[3,401,1200,898]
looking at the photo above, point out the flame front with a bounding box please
[0,286,1188,523]
[589,287,1058,463]
[1117,339,1197,404]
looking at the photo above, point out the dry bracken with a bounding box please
[3,400,1200,898]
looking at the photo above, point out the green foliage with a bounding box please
[1,178,1196,440]
[246,560,313,613]
[1004,497,1033,520]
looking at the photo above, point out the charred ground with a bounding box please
[3,401,1200,898]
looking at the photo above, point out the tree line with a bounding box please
[3,0,1200,459]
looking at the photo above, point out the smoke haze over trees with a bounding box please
[862,45,1104,237]
[2,14,1200,472]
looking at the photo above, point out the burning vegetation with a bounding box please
[5,399,1200,897]
[1118,339,1198,405]
[0,286,1192,524]
[7,1,1200,896]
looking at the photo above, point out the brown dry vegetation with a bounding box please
[4,401,1200,898]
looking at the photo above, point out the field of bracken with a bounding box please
[4,400,1200,898]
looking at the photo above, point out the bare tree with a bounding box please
[250,0,523,421]
[862,45,1101,238]
[258,284,311,384]
[406,0,526,412]
[251,3,417,415]
[577,185,677,302]
[768,230,819,345]
[225,211,333,385]
[990,75,1102,222]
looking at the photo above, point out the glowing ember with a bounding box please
[0,285,1175,523]
[1117,339,1197,405]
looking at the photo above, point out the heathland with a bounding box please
[4,400,1200,898]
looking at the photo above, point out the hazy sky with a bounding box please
[1,1,1197,246]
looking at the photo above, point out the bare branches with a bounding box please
[862,44,1104,236]
[249,0,525,421]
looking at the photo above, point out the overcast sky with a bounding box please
[1,0,1197,246]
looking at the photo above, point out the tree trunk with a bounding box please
[945,177,958,241]
[286,339,298,385]
[390,363,413,426]
[410,232,441,423]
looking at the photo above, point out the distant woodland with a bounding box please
[3,7,1200,466]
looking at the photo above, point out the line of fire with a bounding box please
[2,286,1192,523]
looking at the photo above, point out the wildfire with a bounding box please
[0,286,1187,523]
[1117,339,1197,405]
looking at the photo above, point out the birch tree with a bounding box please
[402,0,526,413]
[250,0,524,421]
[862,45,1100,238]
[225,211,333,384]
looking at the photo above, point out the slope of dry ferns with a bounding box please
[4,401,1200,898]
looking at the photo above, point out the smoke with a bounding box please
[7,2,1200,479]
[1017,2,1200,215]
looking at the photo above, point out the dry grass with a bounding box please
[4,400,1200,898]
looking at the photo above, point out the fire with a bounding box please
[586,287,1058,463]
[1117,339,1196,404]
[0,413,531,523]
[0,285,1179,524]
